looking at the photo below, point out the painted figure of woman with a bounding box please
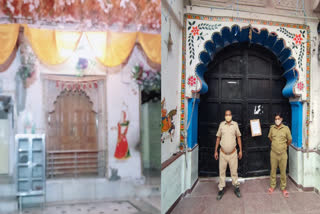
[114,111,130,159]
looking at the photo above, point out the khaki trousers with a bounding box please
[218,149,239,190]
[270,150,287,190]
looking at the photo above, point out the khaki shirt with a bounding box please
[216,121,241,153]
[268,124,292,154]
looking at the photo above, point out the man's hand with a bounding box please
[214,151,218,160]
[238,150,242,160]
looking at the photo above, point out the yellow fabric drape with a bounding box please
[0,24,161,69]
[138,33,161,64]
[24,26,82,65]
[86,31,137,67]
[0,24,19,64]
[86,31,161,67]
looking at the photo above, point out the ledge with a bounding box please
[289,144,320,155]
[161,151,185,171]
[166,178,199,214]
[288,175,319,193]
[188,144,199,152]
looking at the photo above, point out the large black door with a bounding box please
[198,43,291,177]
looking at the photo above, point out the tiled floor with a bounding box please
[143,196,161,211]
[19,201,138,214]
[171,177,320,214]
[11,198,160,214]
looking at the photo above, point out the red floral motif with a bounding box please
[297,82,304,90]
[191,26,199,36]
[188,76,197,86]
[293,34,303,45]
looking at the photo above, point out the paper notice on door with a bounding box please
[250,119,262,137]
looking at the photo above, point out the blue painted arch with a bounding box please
[187,24,303,149]
[195,24,299,98]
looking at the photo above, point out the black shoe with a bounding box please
[234,187,241,198]
[216,188,224,200]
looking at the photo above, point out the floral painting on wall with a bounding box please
[161,98,177,143]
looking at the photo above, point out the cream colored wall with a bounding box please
[106,47,147,179]
[161,1,189,213]
[161,153,185,214]
[0,50,21,176]
[161,0,184,163]
[0,119,10,174]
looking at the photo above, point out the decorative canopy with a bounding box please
[0,24,19,64]
[0,24,161,68]
[196,25,298,98]
[0,0,160,33]
[184,16,309,100]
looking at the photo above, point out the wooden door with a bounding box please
[48,90,97,151]
[47,90,98,177]
[198,43,291,177]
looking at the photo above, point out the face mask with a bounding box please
[225,116,232,122]
[275,119,282,126]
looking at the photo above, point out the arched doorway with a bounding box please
[198,43,291,177]
[47,89,99,177]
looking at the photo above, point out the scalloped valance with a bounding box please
[0,24,160,68]
[0,24,19,65]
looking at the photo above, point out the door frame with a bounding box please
[196,43,292,177]
[185,24,305,152]
[42,74,108,177]
[183,23,307,178]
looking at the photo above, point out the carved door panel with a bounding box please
[48,90,97,151]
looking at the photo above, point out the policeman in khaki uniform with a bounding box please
[268,113,292,198]
[214,110,242,200]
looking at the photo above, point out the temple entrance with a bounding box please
[47,90,99,177]
[198,43,291,177]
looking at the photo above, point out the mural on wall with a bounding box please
[276,27,306,74]
[161,98,177,143]
[114,110,131,160]
[187,21,221,66]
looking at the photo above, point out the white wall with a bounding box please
[0,50,21,176]
[161,0,184,163]
[107,47,154,179]
[161,1,196,213]
[307,22,320,151]
[161,154,185,213]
